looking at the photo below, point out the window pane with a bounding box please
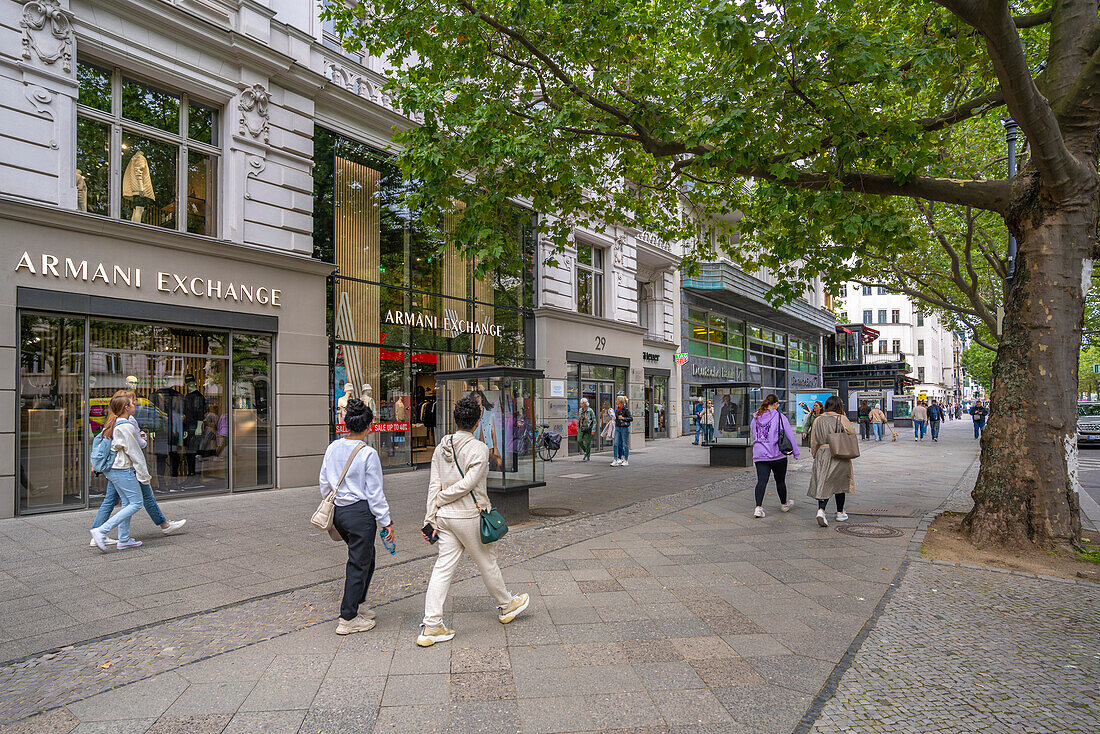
[77,62,112,112]
[708,344,727,360]
[232,333,273,489]
[708,315,726,330]
[186,151,216,235]
[593,247,603,269]
[188,101,217,145]
[122,77,180,133]
[577,269,592,315]
[120,132,177,228]
[577,243,592,266]
[689,339,708,357]
[593,273,603,316]
[19,313,86,511]
[728,348,744,362]
[708,328,726,345]
[688,308,706,323]
[76,116,111,216]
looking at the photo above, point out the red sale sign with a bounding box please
[370,422,409,433]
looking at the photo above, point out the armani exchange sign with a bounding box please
[384,309,504,337]
[14,252,282,306]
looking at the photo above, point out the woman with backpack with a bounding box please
[749,394,800,518]
[808,396,859,527]
[90,395,152,551]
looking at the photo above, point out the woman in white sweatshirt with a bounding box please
[417,396,529,646]
[90,395,151,551]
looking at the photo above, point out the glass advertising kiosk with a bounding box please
[434,365,545,521]
[701,382,760,467]
[891,394,914,427]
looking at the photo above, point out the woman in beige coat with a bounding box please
[417,396,529,647]
[807,396,857,527]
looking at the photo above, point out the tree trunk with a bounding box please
[963,190,1094,551]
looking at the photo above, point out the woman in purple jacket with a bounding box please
[749,394,800,518]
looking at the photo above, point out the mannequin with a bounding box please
[182,375,206,483]
[76,169,87,211]
[122,149,154,223]
[336,383,354,423]
[360,384,377,415]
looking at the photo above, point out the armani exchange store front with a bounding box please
[314,130,536,470]
[2,201,331,517]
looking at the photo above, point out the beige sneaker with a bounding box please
[335,615,376,635]
[497,593,530,624]
[417,624,456,647]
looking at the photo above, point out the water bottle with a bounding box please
[380,526,396,555]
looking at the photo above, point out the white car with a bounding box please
[1078,402,1100,446]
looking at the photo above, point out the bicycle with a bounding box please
[533,423,561,461]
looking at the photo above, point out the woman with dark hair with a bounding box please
[319,398,393,635]
[90,395,151,551]
[800,401,824,447]
[471,390,501,470]
[418,396,529,647]
[807,396,858,527]
[749,393,800,518]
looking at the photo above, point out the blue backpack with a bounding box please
[90,431,117,474]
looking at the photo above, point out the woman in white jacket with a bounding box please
[417,396,529,646]
[90,395,151,551]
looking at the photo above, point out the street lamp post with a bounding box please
[1004,118,1019,285]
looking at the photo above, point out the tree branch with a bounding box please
[917,88,1006,131]
[1013,8,1053,29]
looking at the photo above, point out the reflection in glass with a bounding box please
[76,117,110,215]
[121,132,177,228]
[19,314,85,512]
[335,344,411,470]
[186,151,216,235]
[77,62,112,112]
[232,333,273,489]
[121,77,180,132]
[188,101,216,144]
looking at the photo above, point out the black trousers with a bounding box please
[333,500,378,621]
[859,418,871,440]
[818,494,847,512]
[754,458,788,506]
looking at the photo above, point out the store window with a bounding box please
[75,60,219,235]
[575,242,604,317]
[747,327,788,404]
[686,308,744,362]
[567,362,627,454]
[17,313,274,513]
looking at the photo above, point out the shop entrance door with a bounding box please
[579,380,617,453]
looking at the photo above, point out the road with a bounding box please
[1078,444,1100,527]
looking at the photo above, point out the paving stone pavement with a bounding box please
[808,562,1100,733]
[0,423,982,732]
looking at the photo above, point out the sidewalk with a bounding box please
[0,421,982,732]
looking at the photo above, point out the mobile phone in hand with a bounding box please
[422,523,438,544]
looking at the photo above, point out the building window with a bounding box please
[790,337,819,375]
[878,339,887,354]
[864,344,872,355]
[891,309,900,323]
[76,60,219,235]
[878,309,887,324]
[892,339,901,353]
[863,285,872,295]
[687,308,744,362]
[877,286,887,295]
[918,367,925,382]
[916,312,925,326]
[575,242,604,317]
[839,284,847,297]
[838,312,847,323]
[917,339,925,356]
[863,309,872,324]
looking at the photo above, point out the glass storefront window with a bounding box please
[18,314,85,511]
[18,313,274,513]
[76,117,110,216]
[120,131,177,229]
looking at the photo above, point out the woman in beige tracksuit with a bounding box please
[417,396,529,646]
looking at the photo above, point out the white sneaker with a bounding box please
[161,519,186,535]
[914,438,919,442]
[90,528,108,551]
[335,615,376,636]
[816,509,829,527]
[89,536,118,547]
[754,507,765,518]
[620,461,628,467]
[780,500,794,513]
[611,459,622,467]
[835,512,849,522]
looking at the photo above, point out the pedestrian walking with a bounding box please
[912,401,929,441]
[319,399,393,635]
[749,394,800,518]
[801,401,824,447]
[417,397,529,647]
[969,400,989,439]
[90,395,152,551]
[692,397,705,444]
[703,399,716,444]
[808,396,858,527]
[858,401,872,440]
[577,397,595,461]
[90,390,186,547]
[611,395,633,466]
[928,399,946,441]
[869,404,887,441]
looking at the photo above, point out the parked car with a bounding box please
[1078,402,1100,446]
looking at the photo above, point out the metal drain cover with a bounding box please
[836,523,903,538]
[529,507,576,518]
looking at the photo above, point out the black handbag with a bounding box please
[777,423,795,456]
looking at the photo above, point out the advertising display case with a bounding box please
[700,381,760,466]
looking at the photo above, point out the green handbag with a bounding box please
[452,436,509,544]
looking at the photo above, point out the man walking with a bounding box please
[912,400,929,441]
[692,397,705,445]
[577,397,595,461]
[928,399,945,442]
[969,400,989,439]
[869,404,887,441]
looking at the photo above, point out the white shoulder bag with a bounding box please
[312,442,366,542]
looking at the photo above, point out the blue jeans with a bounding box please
[95,468,144,542]
[92,480,166,529]
[872,423,883,440]
[694,420,702,443]
[973,420,985,438]
[914,420,927,438]
[614,425,630,461]
[930,420,941,440]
